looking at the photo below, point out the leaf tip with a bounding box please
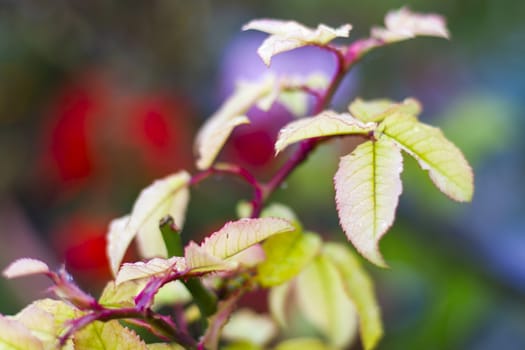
[3,258,50,279]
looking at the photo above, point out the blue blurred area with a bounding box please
[0,0,524,348]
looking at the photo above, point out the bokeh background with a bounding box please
[0,0,524,349]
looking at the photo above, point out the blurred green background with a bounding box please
[1,0,524,349]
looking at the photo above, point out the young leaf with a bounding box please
[381,113,474,202]
[115,257,186,285]
[324,243,383,350]
[2,258,49,279]
[371,7,449,43]
[260,202,302,230]
[152,281,192,309]
[130,171,190,259]
[257,231,321,287]
[296,255,358,348]
[274,338,335,350]
[195,76,275,170]
[279,73,329,116]
[186,218,293,272]
[98,280,145,308]
[12,304,56,349]
[199,218,294,261]
[226,245,266,267]
[0,315,44,350]
[243,19,352,66]
[275,111,375,154]
[148,343,185,350]
[74,320,148,350]
[12,299,80,350]
[147,344,185,350]
[106,215,132,277]
[268,281,294,328]
[184,242,235,273]
[349,98,421,123]
[221,309,277,346]
[334,139,403,267]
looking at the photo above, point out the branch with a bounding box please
[60,307,197,349]
[260,46,348,205]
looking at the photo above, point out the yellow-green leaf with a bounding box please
[334,139,403,267]
[199,218,295,261]
[349,97,421,123]
[115,257,186,285]
[243,20,351,66]
[323,243,383,350]
[147,343,184,350]
[296,255,357,348]
[74,320,147,350]
[0,315,44,350]
[274,338,336,350]
[106,215,132,277]
[195,76,274,170]
[371,7,449,43]
[222,309,277,346]
[129,171,190,259]
[381,113,473,202]
[268,281,294,328]
[275,111,375,154]
[258,231,321,287]
[99,280,145,308]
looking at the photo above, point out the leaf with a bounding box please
[243,19,352,66]
[279,73,330,116]
[115,257,186,285]
[12,304,56,350]
[129,171,190,259]
[275,111,375,154]
[349,98,421,123]
[199,218,294,261]
[268,281,294,328]
[99,280,145,308]
[274,338,336,350]
[147,344,184,350]
[12,299,79,350]
[0,315,44,350]
[260,202,302,230]
[184,242,235,273]
[226,244,266,267]
[185,218,294,272]
[2,258,49,279]
[380,113,473,202]
[258,231,321,287]
[74,320,148,350]
[323,243,383,350]
[221,309,277,346]
[334,139,403,266]
[296,255,358,348]
[106,215,132,277]
[222,341,262,350]
[371,7,449,43]
[195,76,275,170]
[152,281,192,309]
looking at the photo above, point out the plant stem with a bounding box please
[259,47,348,209]
[60,307,197,349]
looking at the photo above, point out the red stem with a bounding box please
[258,47,348,210]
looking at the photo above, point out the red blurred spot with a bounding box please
[232,129,274,166]
[52,215,111,280]
[49,88,95,182]
[142,107,171,149]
